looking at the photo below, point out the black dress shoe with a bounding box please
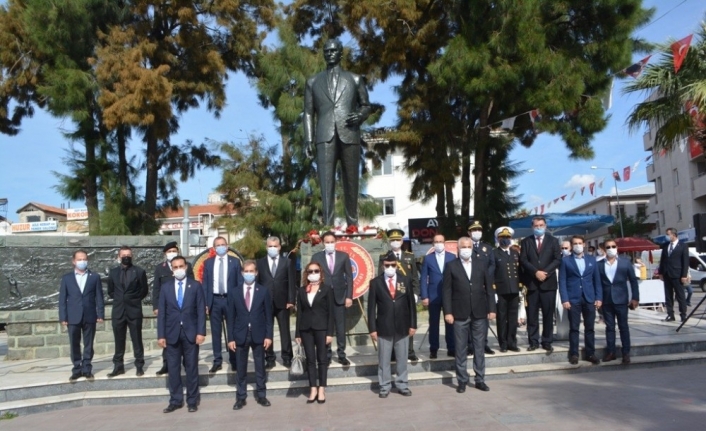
[456,383,466,394]
[265,360,276,370]
[408,352,419,361]
[398,388,412,396]
[282,359,292,368]
[569,356,579,365]
[256,397,271,407]
[508,346,521,352]
[663,315,676,322]
[379,392,389,398]
[430,351,438,359]
[188,404,198,413]
[622,354,631,364]
[84,373,95,381]
[587,355,601,365]
[107,367,125,378]
[163,404,183,413]
[475,382,490,392]
[136,367,145,377]
[69,372,82,382]
[499,348,508,353]
[484,347,495,355]
[541,344,554,353]
[338,357,350,366]
[527,345,539,351]
[209,364,222,373]
[603,352,616,362]
[447,350,455,357]
[681,315,686,323]
[233,399,246,410]
[156,365,168,375]
[307,395,318,404]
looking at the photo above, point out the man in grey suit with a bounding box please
[303,39,371,227]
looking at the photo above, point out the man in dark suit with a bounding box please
[202,236,243,373]
[658,227,690,322]
[377,228,419,361]
[152,241,194,375]
[228,260,274,410]
[369,251,417,398]
[519,215,562,352]
[559,235,603,365]
[257,236,296,369]
[157,256,206,413]
[303,38,371,227]
[598,238,639,364]
[107,245,149,377]
[493,227,521,353]
[443,237,496,393]
[59,250,104,382]
[468,220,497,355]
[310,231,353,365]
[420,234,456,358]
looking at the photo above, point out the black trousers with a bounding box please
[266,304,293,362]
[112,315,144,367]
[210,296,237,367]
[235,330,266,400]
[67,321,96,374]
[300,329,329,387]
[663,277,687,318]
[166,327,200,407]
[327,302,347,360]
[496,293,520,349]
[526,288,556,347]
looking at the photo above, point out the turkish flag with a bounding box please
[671,34,693,73]
[589,182,595,195]
[613,171,621,182]
[623,166,631,182]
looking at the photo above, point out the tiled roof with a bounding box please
[16,202,67,215]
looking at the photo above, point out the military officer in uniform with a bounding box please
[152,241,194,375]
[492,227,521,352]
[468,221,497,355]
[377,228,419,361]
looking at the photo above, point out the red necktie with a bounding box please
[245,286,251,311]
[537,237,543,253]
[388,277,395,299]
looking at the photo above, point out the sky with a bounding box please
[0,0,704,223]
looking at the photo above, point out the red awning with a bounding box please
[614,237,660,252]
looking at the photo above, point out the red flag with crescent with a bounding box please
[671,34,693,73]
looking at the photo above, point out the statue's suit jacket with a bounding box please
[303,68,371,145]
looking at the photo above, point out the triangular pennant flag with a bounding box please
[533,207,538,215]
[613,171,621,182]
[623,166,631,182]
[581,186,585,196]
[645,155,652,162]
[540,204,545,214]
[598,178,605,188]
[659,148,666,157]
[547,201,552,208]
[623,55,652,78]
[671,34,693,73]
[601,78,614,111]
[632,160,640,173]
[570,191,576,200]
[553,198,560,204]
[501,116,516,130]
[529,109,542,125]
[589,182,596,195]
[561,195,567,201]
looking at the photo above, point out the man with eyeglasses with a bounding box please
[597,239,639,364]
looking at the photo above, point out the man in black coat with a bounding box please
[468,220,497,355]
[256,236,296,369]
[152,241,194,375]
[519,215,562,352]
[443,237,496,394]
[493,227,521,353]
[658,227,690,322]
[368,251,417,398]
[107,245,149,377]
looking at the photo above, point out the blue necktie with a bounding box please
[177,281,184,309]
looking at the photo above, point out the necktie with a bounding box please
[329,68,338,94]
[245,285,252,311]
[669,243,674,255]
[218,257,225,294]
[271,257,277,275]
[388,277,395,299]
[328,253,334,273]
[537,237,543,253]
[177,281,184,309]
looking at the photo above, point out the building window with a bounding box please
[379,198,395,215]
[26,215,40,222]
[660,211,665,226]
[697,161,706,177]
[656,219,660,234]
[372,154,393,176]
[656,176,662,193]
[673,168,679,186]
[636,203,647,218]
[677,205,682,221]
[592,209,596,215]
[616,205,625,218]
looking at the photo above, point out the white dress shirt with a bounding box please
[435,251,445,272]
[461,258,472,279]
[604,259,618,283]
[75,271,87,294]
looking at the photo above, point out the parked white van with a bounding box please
[642,248,706,291]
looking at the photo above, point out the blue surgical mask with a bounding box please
[533,228,545,237]
[267,247,279,258]
[75,261,88,271]
[215,245,228,256]
[499,238,512,247]
[243,273,256,284]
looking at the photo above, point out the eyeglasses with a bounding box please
[561,247,570,250]
[307,269,321,274]
[605,245,617,249]
[383,264,397,268]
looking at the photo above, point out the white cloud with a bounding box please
[563,174,596,189]
[528,195,544,204]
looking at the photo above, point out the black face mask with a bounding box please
[121,256,133,266]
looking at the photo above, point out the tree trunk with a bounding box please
[143,128,159,234]
[460,131,471,220]
[473,100,492,225]
[83,122,100,235]
[444,179,456,238]
[117,125,128,199]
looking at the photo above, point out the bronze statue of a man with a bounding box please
[304,39,371,227]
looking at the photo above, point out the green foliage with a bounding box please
[609,211,654,238]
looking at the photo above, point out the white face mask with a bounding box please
[173,269,187,280]
[390,240,402,250]
[384,266,397,277]
[459,248,473,260]
[166,252,178,262]
[307,273,321,282]
[470,232,482,242]
[572,245,584,255]
[562,249,571,257]
[606,248,618,258]
[324,243,336,254]
[596,250,605,256]
[433,243,445,253]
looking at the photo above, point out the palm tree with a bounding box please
[624,21,706,153]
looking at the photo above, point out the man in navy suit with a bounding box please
[59,250,105,382]
[202,236,243,373]
[559,235,603,365]
[227,260,274,410]
[420,234,456,358]
[658,227,690,322]
[599,239,639,364]
[157,256,206,413]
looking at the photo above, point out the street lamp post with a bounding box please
[591,166,624,238]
